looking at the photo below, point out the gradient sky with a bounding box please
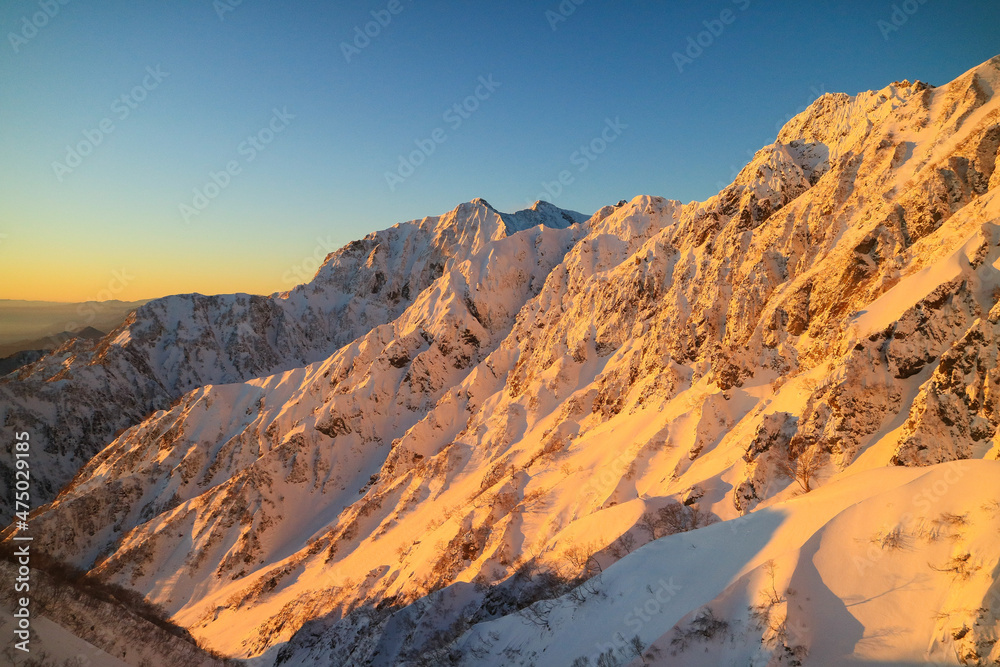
[2,0,1000,302]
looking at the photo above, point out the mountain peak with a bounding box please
[441,198,588,236]
[500,200,590,233]
[958,52,1000,82]
[469,196,496,210]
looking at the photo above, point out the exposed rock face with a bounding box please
[7,57,1000,666]
[892,300,1000,465]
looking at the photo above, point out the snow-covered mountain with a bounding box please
[0,199,587,522]
[6,56,1000,666]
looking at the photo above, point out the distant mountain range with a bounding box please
[0,299,148,350]
[0,325,106,363]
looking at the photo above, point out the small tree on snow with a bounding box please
[777,446,823,493]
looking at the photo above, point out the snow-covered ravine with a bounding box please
[4,56,1000,666]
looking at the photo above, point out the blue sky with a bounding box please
[2,0,999,300]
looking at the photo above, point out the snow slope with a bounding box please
[442,460,1000,667]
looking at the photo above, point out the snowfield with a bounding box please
[450,461,1000,666]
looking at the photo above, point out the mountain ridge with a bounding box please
[0,200,589,523]
[6,55,1000,666]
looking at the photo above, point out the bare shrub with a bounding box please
[596,650,620,667]
[607,532,636,559]
[638,501,712,540]
[775,446,823,493]
[564,541,602,577]
[936,512,968,527]
[747,561,807,664]
[871,527,905,550]
[670,607,729,652]
[929,552,979,580]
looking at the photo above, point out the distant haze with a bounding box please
[0,299,148,346]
